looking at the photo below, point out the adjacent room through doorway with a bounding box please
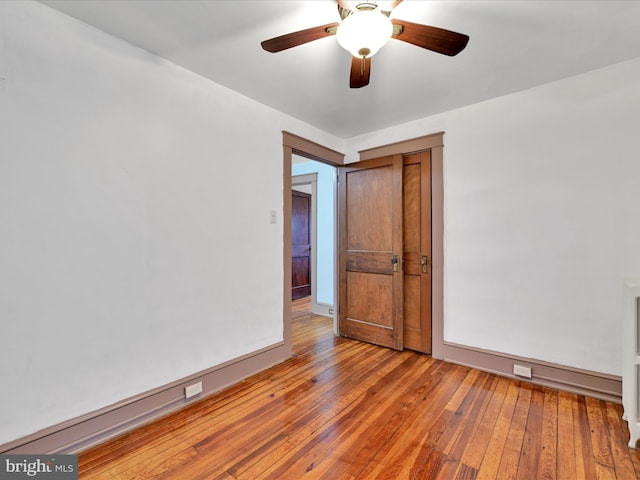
[291,156,337,320]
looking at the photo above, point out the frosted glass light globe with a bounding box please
[336,10,393,58]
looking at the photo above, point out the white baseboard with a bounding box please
[311,301,334,318]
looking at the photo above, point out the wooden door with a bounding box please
[403,151,432,353]
[291,190,311,300]
[338,155,404,350]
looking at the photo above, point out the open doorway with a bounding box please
[282,132,344,357]
[292,157,336,318]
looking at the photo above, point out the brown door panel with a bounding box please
[339,156,404,350]
[292,190,311,300]
[346,251,395,275]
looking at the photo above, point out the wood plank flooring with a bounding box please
[79,298,640,479]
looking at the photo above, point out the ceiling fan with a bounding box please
[261,0,469,88]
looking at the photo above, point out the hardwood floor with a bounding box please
[79,298,640,479]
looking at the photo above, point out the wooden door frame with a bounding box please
[357,132,445,358]
[282,132,344,357]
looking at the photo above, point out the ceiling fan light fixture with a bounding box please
[336,10,393,58]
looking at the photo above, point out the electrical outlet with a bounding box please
[185,381,203,399]
[513,364,532,378]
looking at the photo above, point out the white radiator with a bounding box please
[623,279,640,448]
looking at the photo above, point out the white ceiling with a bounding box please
[39,0,640,138]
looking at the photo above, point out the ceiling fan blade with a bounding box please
[350,56,371,88]
[392,19,469,56]
[261,22,339,53]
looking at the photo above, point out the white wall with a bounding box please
[0,1,342,445]
[292,158,336,307]
[347,56,640,376]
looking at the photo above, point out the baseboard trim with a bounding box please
[440,341,622,403]
[0,342,289,455]
[311,301,334,318]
